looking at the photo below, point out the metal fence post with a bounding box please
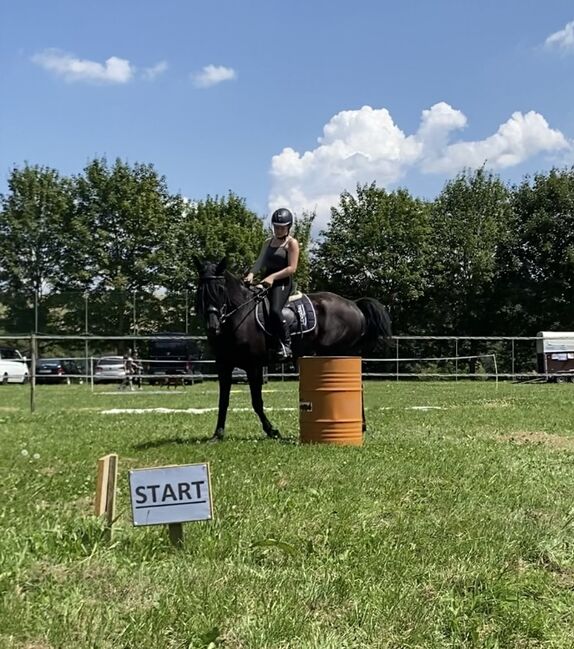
[455,339,459,381]
[30,333,37,413]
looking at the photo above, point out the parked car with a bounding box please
[231,367,268,384]
[145,333,201,385]
[94,356,126,383]
[35,358,82,384]
[0,359,29,384]
[0,347,28,363]
[231,368,248,383]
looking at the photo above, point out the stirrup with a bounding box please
[276,342,292,360]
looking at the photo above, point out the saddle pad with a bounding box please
[255,294,317,336]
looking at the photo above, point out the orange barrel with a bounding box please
[299,356,363,446]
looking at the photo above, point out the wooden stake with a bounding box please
[105,454,118,529]
[168,523,184,548]
[95,456,111,516]
[95,454,118,538]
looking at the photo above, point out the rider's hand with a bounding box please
[243,272,254,286]
[261,278,273,288]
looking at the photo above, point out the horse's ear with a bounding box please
[216,257,227,275]
[192,256,203,274]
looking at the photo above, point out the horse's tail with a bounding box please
[355,297,395,352]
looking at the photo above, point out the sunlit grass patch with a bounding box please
[1,381,574,647]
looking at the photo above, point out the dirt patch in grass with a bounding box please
[498,431,574,451]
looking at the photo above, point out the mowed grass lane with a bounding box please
[1,381,574,648]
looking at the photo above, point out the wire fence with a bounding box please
[1,333,573,414]
[0,333,571,376]
[0,289,201,339]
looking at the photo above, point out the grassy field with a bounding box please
[1,380,574,648]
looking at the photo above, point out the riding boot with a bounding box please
[277,320,292,360]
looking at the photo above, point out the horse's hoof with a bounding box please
[208,430,225,443]
[266,429,282,440]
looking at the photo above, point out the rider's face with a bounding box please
[273,224,289,238]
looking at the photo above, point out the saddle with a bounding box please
[255,291,317,336]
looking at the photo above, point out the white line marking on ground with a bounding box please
[101,407,297,414]
[407,406,445,410]
[99,405,443,415]
[96,389,278,395]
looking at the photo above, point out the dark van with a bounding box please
[146,333,202,385]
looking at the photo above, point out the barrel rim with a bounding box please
[299,355,362,360]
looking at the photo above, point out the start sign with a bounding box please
[128,463,212,526]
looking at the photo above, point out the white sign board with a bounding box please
[129,463,212,526]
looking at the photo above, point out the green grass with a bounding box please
[1,381,574,648]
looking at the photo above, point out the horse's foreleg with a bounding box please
[247,366,281,439]
[212,365,233,441]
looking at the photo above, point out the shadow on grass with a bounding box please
[133,435,298,450]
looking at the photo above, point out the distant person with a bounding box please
[132,350,143,390]
[119,349,135,391]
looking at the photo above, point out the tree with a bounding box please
[154,192,267,332]
[311,183,432,332]
[164,192,267,286]
[65,158,176,335]
[292,210,315,292]
[427,168,514,336]
[509,168,574,333]
[0,164,73,332]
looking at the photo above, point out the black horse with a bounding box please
[194,257,393,440]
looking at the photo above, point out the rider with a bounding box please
[244,208,300,360]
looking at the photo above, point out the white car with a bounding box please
[0,359,29,384]
[94,356,126,383]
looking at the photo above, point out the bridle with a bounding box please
[199,274,268,327]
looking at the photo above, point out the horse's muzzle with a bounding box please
[207,312,221,335]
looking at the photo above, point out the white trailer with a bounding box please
[536,331,574,382]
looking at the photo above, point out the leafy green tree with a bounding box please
[0,164,73,332]
[164,192,267,285]
[64,158,176,336]
[155,192,267,333]
[292,210,315,292]
[508,168,574,333]
[427,168,514,336]
[312,183,432,332]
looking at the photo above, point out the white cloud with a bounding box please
[269,102,571,227]
[192,64,236,88]
[32,49,134,83]
[424,110,569,173]
[142,61,168,81]
[545,20,574,52]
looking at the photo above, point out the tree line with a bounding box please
[0,158,572,340]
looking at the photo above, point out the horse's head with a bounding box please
[194,257,228,336]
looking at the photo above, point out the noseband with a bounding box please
[199,275,227,322]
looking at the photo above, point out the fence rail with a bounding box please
[1,333,573,414]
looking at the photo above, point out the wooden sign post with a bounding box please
[95,453,118,537]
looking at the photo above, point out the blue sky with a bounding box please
[1,1,574,228]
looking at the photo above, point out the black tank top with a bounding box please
[262,241,289,274]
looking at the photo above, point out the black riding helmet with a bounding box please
[271,208,294,228]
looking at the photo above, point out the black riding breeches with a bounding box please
[269,279,292,342]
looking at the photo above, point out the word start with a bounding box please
[134,481,206,508]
